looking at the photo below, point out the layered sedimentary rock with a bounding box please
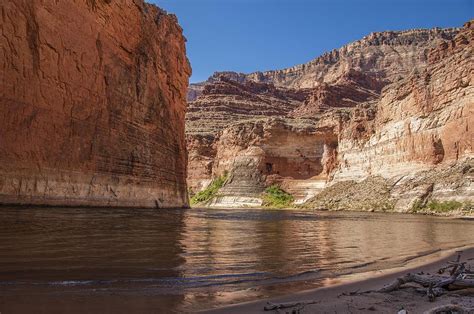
[186,77,309,192]
[0,0,191,207]
[329,20,474,210]
[187,21,473,211]
[208,119,339,206]
[187,27,459,99]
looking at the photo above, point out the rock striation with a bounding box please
[0,0,191,208]
[186,77,309,192]
[187,21,473,212]
[187,27,459,97]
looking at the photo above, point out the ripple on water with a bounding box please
[0,207,473,310]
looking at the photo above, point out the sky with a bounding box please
[152,0,473,83]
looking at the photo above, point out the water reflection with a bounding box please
[175,209,473,310]
[0,207,187,312]
[0,207,472,313]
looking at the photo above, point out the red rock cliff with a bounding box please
[0,0,191,208]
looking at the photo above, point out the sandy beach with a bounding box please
[203,247,474,314]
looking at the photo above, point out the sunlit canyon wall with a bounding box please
[0,0,191,207]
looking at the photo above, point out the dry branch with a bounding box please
[378,273,443,293]
[263,300,319,311]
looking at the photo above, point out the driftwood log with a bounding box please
[262,252,473,313]
[423,304,474,314]
[378,251,474,302]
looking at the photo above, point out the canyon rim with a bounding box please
[0,0,191,208]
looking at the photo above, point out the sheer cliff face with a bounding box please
[0,0,191,207]
[187,22,473,210]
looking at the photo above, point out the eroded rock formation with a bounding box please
[0,0,191,207]
[187,21,473,212]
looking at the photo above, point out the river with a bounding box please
[0,207,472,313]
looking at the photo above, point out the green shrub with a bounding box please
[378,200,395,212]
[411,199,464,213]
[427,200,463,212]
[262,185,294,208]
[464,201,473,211]
[190,172,228,205]
[411,199,424,213]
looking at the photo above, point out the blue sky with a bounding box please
[152,0,473,83]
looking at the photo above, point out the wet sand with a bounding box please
[204,247,474,314]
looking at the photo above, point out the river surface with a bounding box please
[0,207,473,313]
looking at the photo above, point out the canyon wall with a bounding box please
[0,0,191,208]
[187,21,473,212]
[187,27,459,99]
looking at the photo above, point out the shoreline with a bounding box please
[194,205,474,219]
[202,246,474,313]
[3,203,471,219]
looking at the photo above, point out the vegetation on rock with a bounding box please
[428,200,463,212]
[411,199,425,213]
[262,185,294,208]
[190,172,228,205]
[411,199,470,214]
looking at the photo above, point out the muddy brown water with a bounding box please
[0,207,473,313]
